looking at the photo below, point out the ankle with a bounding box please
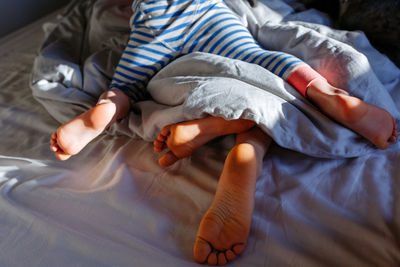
[98,89,130,120]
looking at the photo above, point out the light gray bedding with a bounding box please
[1,0,400,266]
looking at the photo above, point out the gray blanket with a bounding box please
[31,0,400,158]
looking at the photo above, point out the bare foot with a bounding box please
[154,117,255,167]
[307,79,398,149]
[193,128,271,265]
[50,89,130,160]
[50,102,118,160]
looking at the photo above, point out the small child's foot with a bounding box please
[153,122,218,167]
[50,102,118,160]
[307,79,398,149]
[193,128,271,265]
[193,146,255,265]
[154,117,255,167]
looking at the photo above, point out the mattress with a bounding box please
[1,1,400,266]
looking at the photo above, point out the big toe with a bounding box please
[193,237,212,264]
[158,151,179,167]
[55,150,72,161]
[389,118,398,142]
[377,141,390,150]
[392,119,398,139]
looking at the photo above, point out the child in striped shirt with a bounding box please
[51,0,397,265]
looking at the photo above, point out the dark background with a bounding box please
[0,0,71,38]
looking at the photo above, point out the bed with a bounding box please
[1,0,400,266]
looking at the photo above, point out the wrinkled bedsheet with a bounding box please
[0,0,399,266]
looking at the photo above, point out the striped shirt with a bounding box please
[109,0,322,101]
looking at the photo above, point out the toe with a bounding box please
[50,132,57,145]
[156,134,167,142]
[153,140,166,152]
[225,250,237,261]
[55,150,71,161]
[232,244,246,256]
[391,118,398,141]
[50,144,59,152]
[193,237,212,264]
[377,142,390,150]
[160,125,171,138]
[217,252,227,265]
[207,251,218,265]
[50,133,59,152]
[158,151,179,167]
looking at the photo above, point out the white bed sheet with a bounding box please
[1,1,400,267]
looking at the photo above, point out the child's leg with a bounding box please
[307,78,398,149]
[193,127,271,266]
[50,88,130,160]
[153,116,256,167]
[182,0,397,149]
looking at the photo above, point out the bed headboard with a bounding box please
[0,0,71,38]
